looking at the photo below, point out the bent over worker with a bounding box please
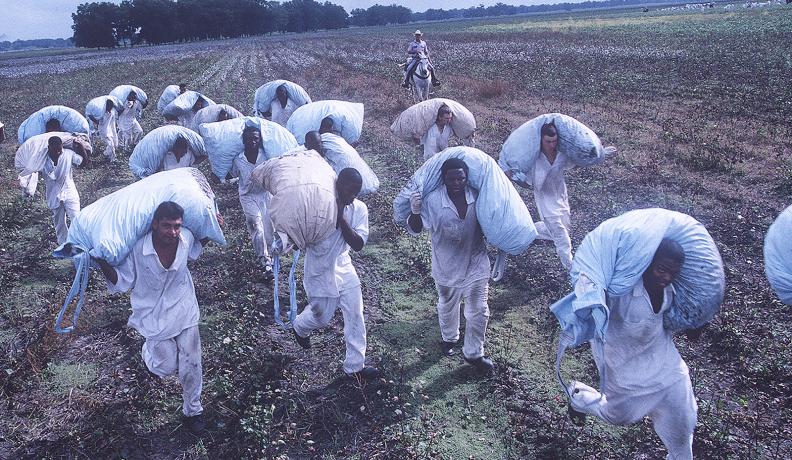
[406,158,494,374]
[291,168,379,380]
[43,136,87,244]
[568,239,700,460]
[93,202,213,435]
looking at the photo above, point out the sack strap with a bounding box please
[273,250,301,329]
[54,251,91,334]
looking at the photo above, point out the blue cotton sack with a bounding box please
[253,80,312,115]
[157,85,181,113]
[163,91,216,119]
[18,106,90,144]
[393,146,537,255]
[287,100,364,144]
[499,113,613,186]
[129,125,207,178]
[109,85,148,108]
[321,133,379,196]
[192,104,244,130]
[85,96,122,122]
[199,116,298,181]
[765,205,792,305]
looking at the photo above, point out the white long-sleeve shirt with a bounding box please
[107,229,202,341]
[163,149,197,171]
[592,280,689,397]
[118,100,141,130]
[409,186,490,287]
[303,199,369,298]
[99,110,117,142]
[270,98,298,127]
[421,123,453,161]
[533,150,570,219]
[42,148,82,210]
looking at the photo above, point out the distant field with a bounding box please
[1,5,791,459]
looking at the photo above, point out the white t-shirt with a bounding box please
[533,150,570,218]
[270,98,298,127]
[162,149,196,171]
[422,123,453,161]
[42,148,82,210]
[108,229,202,341]
[118,100,141,130]
[303,199,369,298]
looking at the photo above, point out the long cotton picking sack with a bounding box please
[163,91,216,119]
[110,84,148,108]
[321,133,379,196]
[18,106,90,144]
[390,98,476,141]
[191,104,244,131]
[15,131,91,196]
[253,80,312,115]
[157,84,181,113]
[252,148,337,250]
[499,113,615,185]
[85,95,122,122]
[199,116,298,181]
[393,146,537,255]
[128,125,207,178]
[765,205,792,305]
[287,100,364,144]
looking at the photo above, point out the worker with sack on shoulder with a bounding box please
[43,135,89,245]
[92,201,220,435]
[288,167,379,381]
[568,239,703,460]
[118,92,144,149]
[163,136,206,171]
[506,121,573,270]
[406,158,494,374]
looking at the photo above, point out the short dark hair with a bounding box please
[105,99,115,112]
[45,119,62,132]
[48,136,63,148]
[338,167,362,186]
[653,238,685,265]
[441,157,468,180]
[540,121,557,138]
[173,136,189,149]
[164,114,178,122]
[153,201,184,222]
[127,92,137,101]
[437,104,452,119]
[218,108,229,121]
[242,125,260,140]
[319,116,334,133]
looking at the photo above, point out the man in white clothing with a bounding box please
[407,158,494,374]
[93,201,211,435]
[43,136,87,244]
[506,122,573,269]
[421,104,454,161]
[232,126,275,277]
[97,99,119,161]
[269,85,298,127]
[568,239,700,460]
[162,137,204,171]
[118,92,143,149]
[291,168,379,380]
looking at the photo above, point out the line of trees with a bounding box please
[72,0,348,48]
[0,38,74,53]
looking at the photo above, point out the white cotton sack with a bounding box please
[253,80,312,115]
[129,125,207,178]
[321,133,379,195]
[17,106,91,144]
[390,98,476,141]
[287,100,364,144]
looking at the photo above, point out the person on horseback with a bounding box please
[401,30,441,89]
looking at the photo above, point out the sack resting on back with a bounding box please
[765,204,792,305]
[18,106,90,144]
[321,133,379,196]
[393,146,537,255]
[253,80,312,115]
[85,96,122,123]
[16,131,92,177]
[110,85,149,108]
[287,100,364,144]
[163,91,216,119]
[158,85,182,113]
[191,104,244,131]
[129,125,207,178]
[390,98,476,141]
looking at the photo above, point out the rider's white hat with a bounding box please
[414,30,422,35]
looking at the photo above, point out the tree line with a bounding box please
[0,38,74,53]
[72,0,684,49]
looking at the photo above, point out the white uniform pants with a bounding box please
[101,132,117,161]
[293,286,367,374]
[239,193,274,265]
[571,376,697,460]
[435,279,490,360]
[535,212,573,269]
[119,120,142,148]
[141,325,203,417]
[51,199,80,245]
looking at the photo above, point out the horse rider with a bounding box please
[401,30,441,88]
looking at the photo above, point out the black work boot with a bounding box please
[292,328,311,349]
[464,356,495,374]
[184,413,206,435]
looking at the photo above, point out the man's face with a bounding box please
[48,144,63,160]
[541,133,558,154]
[152,217,182,245]
[437,112,452,128]
[337,179,362,206]
[444,168,467,195]
[644,256,682,291]
[415,34,422,41]
[276,87,288,100]
[243,130,262,150]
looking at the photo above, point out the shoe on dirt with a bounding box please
[464,356,495,374]
[184,413,206,435]
[439,340,457,356]
[292,328,311,349]
[348,366,380,380]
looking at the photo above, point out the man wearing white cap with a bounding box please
[401,30,441,88]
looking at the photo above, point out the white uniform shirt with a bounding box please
[118,100,141,130]
[303,199,369,298]
[42,148,82,210]
[592,280,689,396]
[232,150,267,197]
[422,123,454,161]
[99,110,117,139]
[108,229,202,341]
[410,186,490,288]
[533,150,570,218]
[163,149,196,171]
[270,98,298,126]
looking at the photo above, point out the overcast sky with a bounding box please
[0,0,566,41]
